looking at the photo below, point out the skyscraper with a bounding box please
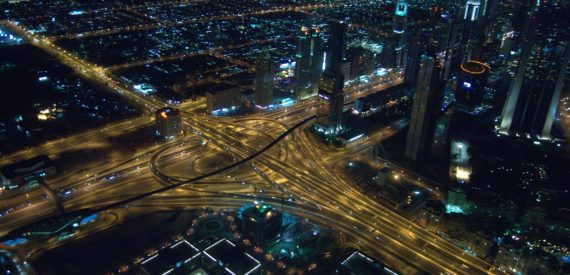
[405,56,443,161]
[254,47,274,107]
[404,30,422,84]
[464,0,482,21]
[315,22,346,136]
[455,60,490,112]
[499,2,570,139]
[461,0,487,61]
[393,1,408,34]
[316,70,345,135]
[431,108,454,159]
[393,1,409,68]
[325,21,346,73]
[295,26,324,99]
[481,0,497,17]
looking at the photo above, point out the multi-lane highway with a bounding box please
[0,14,500,275]
[183,112,497,274]
[0,81,497,274]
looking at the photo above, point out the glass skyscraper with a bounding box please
[499,1,570,139]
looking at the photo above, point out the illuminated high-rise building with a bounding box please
[315,21,347,136]
[393,1,409,68]
[405,56,443,162]
[455,60,490,112]
[393,1,408,34]
[404,30,423,84]
[499,2,570,139]
[325,21,346,73]
[155,107,182,138]
[295,25,324,99]
[315,70,345,136]
[464,0,481,21]
[254,47,274,107]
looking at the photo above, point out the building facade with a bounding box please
[405,55,443,162]
[316,70,345,136]
[0,155,56,190]
[455,60,490,111]
[205,83,243,115]
[155,107,182,138]
[254,47,274,107]
[499,2,570,139]
[393,1,409,68]
[294,26,324,99]
[464,0,481,22]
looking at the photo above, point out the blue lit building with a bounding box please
[455,60,490,112]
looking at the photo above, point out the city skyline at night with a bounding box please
[0,1,569,274]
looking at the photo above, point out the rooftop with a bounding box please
[141,240,200,275]
[205,83,242,95]
[0,155,55,180]
[204,238,261,275]
[340,251,400,275]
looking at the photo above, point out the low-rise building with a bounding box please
[203,238,261,275]
[155,107,183,139]
[339,250,400,275]
[205,83,243,115]
[0,155,56,191]
[141,240,201,275]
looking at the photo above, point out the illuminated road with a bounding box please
[105,35,287,71]
[46,3,339,41]
[0,13,500,275]
[183,115,497,274]
[0,100,498,274]
[0,116,152,167]
[1,80,497,274]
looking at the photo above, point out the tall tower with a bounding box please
[482,0,497,18]
[431,108,454,159]
[461,0,486,61]
[404,31,422,85]
[393,1,408,34]
[295,26,323,99]
[325,21,346,73]
[455,60,490,112]
[405,56,443,161]
[316,70,345,136]
[393,1,409,68]
[254,47,274,107]
[464,0,481,21]
[499,2,570,139]
[315,23,346,136]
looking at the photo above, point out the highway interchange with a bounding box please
[0,4,500,274]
